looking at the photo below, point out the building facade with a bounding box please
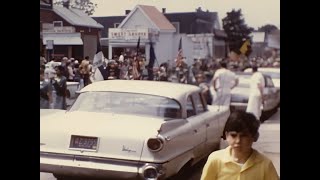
[93,5,227,66]
[40,0,103,61]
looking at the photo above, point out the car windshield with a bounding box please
[69,92,182,119]
[237,78,250,88]
[236,75,251,88]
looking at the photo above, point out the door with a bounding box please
[264,76,279,110]
[186,94,207,160]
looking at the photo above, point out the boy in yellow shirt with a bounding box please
[201,111,279,180]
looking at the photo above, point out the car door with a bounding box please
[199,93,222,154]
[186,93,207,160]
[263,76,279,110]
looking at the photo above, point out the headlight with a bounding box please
[147,138,164,152]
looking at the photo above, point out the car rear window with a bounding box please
[69,92,182,119]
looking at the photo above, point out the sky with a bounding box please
[90,0,280,30]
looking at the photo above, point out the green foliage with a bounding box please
[53,0,97,15]
[258,24,278,34]
[222,9,254,54]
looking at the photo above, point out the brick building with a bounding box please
[40,0,103,61]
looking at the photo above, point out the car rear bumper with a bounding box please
[40,152,165,179]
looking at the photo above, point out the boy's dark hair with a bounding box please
[223,110,260,140]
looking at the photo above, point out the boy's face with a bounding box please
[225,130,255,152]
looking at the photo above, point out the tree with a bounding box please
[222,9,254,55]
[258,24,278,34]
[53,0,97,15]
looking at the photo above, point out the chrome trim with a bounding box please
[40,151,167,179]
[40,152,142,166]
[139,163,166,180]
[147,138,164,152]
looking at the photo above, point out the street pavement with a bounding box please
[253,109,280,176]
[40,108,280,180]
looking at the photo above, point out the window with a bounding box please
[192,93,206,114]
[172,22,180,33]
[69,92,182,119]
[265,77,274,87]
[114,23,120,28]
[53,21,63,27]
[186,96,196,118]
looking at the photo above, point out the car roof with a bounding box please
[80,80,200,98]
[244,68,280,73]
[235,72,271,79]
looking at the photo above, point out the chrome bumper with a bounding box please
[40,152,165,179]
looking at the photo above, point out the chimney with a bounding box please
[125,10,131,15]
[62,0,70,9]
[162,8,166,13]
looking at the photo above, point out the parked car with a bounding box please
[230,72,280,120]
[40,81,80,99]
[244,67,280,89]
[40,80,230,180]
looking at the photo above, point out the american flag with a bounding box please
[176,37,183,66]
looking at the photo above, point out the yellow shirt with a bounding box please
[200,146,279,180]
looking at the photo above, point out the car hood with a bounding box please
[231,87,250,95]
[40,111,164,161]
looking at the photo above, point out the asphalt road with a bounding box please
[40,109,280,180]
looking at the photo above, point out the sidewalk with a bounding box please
[254,110,280,176]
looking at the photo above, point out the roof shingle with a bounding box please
[53,5,103,29]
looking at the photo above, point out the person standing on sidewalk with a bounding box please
[246,65,265,121]
[211,59,238,106]
[79,56,91,86]
[40,68,52,109]
[200,111,279,180]
[51,65,67,110]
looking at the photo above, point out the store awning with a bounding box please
[42,33,83,45]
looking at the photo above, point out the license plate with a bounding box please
[69,135,99,151]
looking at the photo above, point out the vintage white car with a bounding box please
[40,80,230,180]
[231,72,280,121]
[244,67,280,89]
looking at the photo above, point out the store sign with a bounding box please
[43,26,75,33]
[108,28,149,40]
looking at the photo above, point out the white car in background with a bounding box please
[40,80,230,180]
[244,67,280,89]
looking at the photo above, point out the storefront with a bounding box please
[42,32,83,60]
[106,28,158,60]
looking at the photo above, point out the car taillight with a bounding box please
[147,138,164,152]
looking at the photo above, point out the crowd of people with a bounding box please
[40,54,279,179]
[40,54,279,112]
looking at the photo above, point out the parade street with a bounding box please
[40,109,280,180]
